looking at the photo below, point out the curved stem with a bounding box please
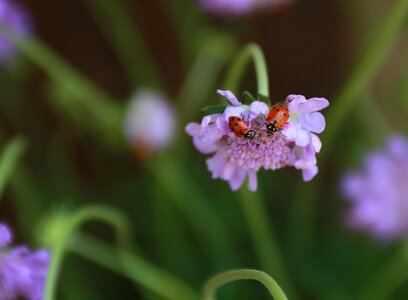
[203,269,288,300]
[44,205,132,300]
[223,43,269,97]
[0,136,27,206]
[70,232,200,300]
[321,0,408,164]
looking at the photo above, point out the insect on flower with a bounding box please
[266,104,289,135]
[228,116,255,139]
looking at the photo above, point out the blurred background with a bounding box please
[0,0,408,299]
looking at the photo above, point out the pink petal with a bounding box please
[302,166,318,181]
[216,117,230,135]
[248,170,258,191]
[297,98,329,113]
[280,123,298,140]
[295,129,310,147]
[311,133,322,153]
[223,105,247,122]
[248,101,269,120]
[193,138,219,154]
[202,114,220,127]
[286,95,307,112]
[301,112,326,133]
[229,169,247,191]
[223,162,236,180]
[185,123,201,136]
[207,152,227,178]
[0,224,12,248]
[217,90,242,106]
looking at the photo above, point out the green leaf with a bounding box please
[257,93,271,106]
[201,105,227,114]
[243,91,256,103]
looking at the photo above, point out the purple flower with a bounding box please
[342,135,408,242]
[0,223,50,300]
[0,0,32,65]
[186,90,329,191]
[124,89,176,154]
[198,0,294,16]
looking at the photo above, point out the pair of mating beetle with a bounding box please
[228,104,289,139]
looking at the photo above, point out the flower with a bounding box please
[0,223,50,300]
[186,90,329,191]
[198,0,294,16]
[0,0,32,65]
[342,135,408,242]
[124,89,176,155]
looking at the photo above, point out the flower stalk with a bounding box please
[203,269,288,300]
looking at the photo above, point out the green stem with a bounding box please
[202,269,288,300]
[83,0,163,88]
[223,43,269,96]
[322,0,408,163]
[0,136,27,206]
[358,242,408,300]
[70,233,200,300]
[44,205,132,300]
[239,188,294,299]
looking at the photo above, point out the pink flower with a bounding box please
[186,90,329,191]
[124,90,176,153]
[198,0,294,16]
[0,223,50,300]
[342,135,408,242]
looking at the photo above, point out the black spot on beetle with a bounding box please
[235,123,239,126]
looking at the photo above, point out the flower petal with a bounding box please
[223,105,247,122]
[223,162,236,180]
[300,112,326,133]
[311,133,322,153]
[185,123,201,136]
[207,151,227,178]
[229,168,247,191]
[297,97,329,113]
[280,123,298,140]
[295,129,310,147]
[217,90,241,106]
[286,95,307,112]
[302,165,318,181]
[0,224,12,248]
[193,137,219,154]
[248,101,269,120]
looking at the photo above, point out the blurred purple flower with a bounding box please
[0,223,50,300]
[342,135,408,243]
[124,89,176,154]
[198,0,294,16]
[0,0,32,65]
[186,90,329,191]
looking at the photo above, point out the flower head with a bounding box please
[186,90,329,191]
[124,89,176,155]
[0,223,50,300]
[0,0,32,65]
[342,135,408,242]
[198,0,294,16]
